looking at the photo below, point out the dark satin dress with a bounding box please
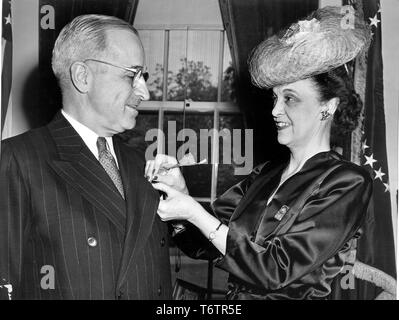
[173,151,373,300]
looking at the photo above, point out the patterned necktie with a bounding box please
[96,137,125,199]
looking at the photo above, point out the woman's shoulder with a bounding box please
[326,152,372,182]
[314,152,373,193]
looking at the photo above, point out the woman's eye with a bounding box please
[284,96,294,103]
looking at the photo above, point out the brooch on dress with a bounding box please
[274,205,289,221]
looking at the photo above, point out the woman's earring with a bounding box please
[321,110,331,121]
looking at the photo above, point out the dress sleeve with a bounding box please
[172,162,269,260]
[215,165,373,291]
[0,141,30,300]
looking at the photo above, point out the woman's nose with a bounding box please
[271,98,283,117]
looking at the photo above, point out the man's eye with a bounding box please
[126,75,135,82]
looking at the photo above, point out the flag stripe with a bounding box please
[2,0,12,135]
[1,40,12,131]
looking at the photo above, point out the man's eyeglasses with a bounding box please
[84,58,149,83]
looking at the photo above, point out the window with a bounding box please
[135,25,242,204]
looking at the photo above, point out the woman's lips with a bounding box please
[275,121,291,130]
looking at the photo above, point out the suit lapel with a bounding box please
[113,137,160,289]
[47,112,126,233]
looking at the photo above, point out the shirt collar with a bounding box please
[61,109,116,161]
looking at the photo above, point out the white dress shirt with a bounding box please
[61,109,119,168]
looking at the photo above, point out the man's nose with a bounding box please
[133,76,150,101]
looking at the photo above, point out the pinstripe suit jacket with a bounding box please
[0,112,172,300]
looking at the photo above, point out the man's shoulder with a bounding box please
[1,125,53,159]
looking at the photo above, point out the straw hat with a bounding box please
[249,6,372,88]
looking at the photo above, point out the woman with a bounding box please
[145,6,373,300]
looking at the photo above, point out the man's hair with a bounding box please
[52,14,138,88]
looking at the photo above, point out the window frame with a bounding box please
[136,24,240,204]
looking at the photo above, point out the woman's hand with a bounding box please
[151,182,203,223]
[145,154,188,194]
[153,182,228,256]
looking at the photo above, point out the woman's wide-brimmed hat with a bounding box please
[249,6,372,88]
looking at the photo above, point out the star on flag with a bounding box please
[383,183,390,193]
[373,167,385,181]
[364,154,377,168]
[4,14,11,25]
[369,15,380,28]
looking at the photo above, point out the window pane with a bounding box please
[217,114,246,196]
[124,112,159,155]
[163,112,213,198]
[221,35,235,102]
[186,30,219,102]
[168,31,187,101]
[167,30,220,102]
[135,111,159,135]
[138,30,164,101]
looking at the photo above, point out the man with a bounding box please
[0,15,172,300]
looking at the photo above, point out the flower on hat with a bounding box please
[283,18,320,45]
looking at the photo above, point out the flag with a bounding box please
[1,0,12,136]
[355,0,396,299]
[329,0,396,300]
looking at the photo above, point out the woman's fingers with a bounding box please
[154,154,177,176]
[145,160,155,180]
[151,182,174,196]
[145,154,179,181]
[152,174,174,185]
[153,182,175,221]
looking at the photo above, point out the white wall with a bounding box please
[319,0,342,7]
[381,0,398,246]
[135,0,222,26]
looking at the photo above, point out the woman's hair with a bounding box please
[311,64,362,136]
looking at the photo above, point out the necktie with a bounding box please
[96,137,125,199]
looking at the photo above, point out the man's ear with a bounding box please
[70,62,90,93]
[321,97,339,116]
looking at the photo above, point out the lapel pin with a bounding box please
[274,205,289,221]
